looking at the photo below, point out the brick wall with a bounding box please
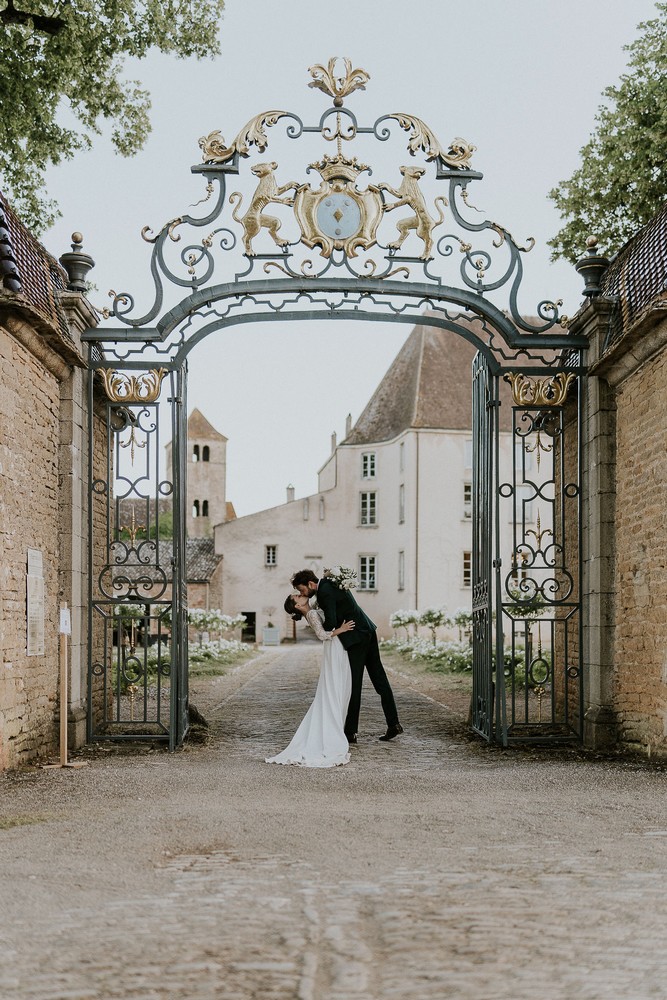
[0,329,61,767]
[614,350,667,752]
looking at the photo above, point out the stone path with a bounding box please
[1,644,667,999]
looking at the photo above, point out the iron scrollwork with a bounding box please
[93,55,570,348]
[98,367,168,403]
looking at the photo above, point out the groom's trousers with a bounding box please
[344,632,399,737]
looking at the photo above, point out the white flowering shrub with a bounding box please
[389,609,420,639]
[380,636,473,672]
[188,609,246,635]
[189,638,249,663]
[451,608,473,640]
[419,606,451,644]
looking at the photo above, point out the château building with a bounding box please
[213,318,526,641]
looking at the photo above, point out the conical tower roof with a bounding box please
[187,408,227,442]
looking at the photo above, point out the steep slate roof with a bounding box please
[116,538,221,584]
[183,538,222,581]
[343,316,512,445]
[188,408,228,442]
[0,191,71,340]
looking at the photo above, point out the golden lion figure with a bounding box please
[380,166,448,259]
[229,162,298,255]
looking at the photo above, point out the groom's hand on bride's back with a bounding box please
[336,620,355,635]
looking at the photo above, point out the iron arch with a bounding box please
[83,57,585,750]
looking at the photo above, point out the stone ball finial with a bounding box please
[71,232,84,247]
[585,235,598,249]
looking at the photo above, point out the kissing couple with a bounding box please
[265,568,403,768]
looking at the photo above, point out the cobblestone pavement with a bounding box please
[2,644,667,999]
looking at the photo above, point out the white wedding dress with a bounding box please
[265,609,352,768]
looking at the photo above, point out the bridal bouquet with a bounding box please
[323,565,358,590]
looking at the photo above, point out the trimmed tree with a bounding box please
[0,0,225,232]
[549,4,667,263]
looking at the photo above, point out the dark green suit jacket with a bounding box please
[316,577,376,650]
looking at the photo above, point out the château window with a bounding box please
[192,445,200,463]
[303,498,310,521]
[462,551,472,588]
[202,500,209,517]
[192,500,200,517]
[464,439,473,470]
[202,446,210,462]
[399,441,405,473]
[398,550,405,591]
[319,496,325,520]
[362,452,376,479]
[360,491,377,526]
[398,484,405,524]
[359,555,377,591]
[463,482,472,519]
[265,545,277,567]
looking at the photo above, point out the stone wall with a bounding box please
[613,348,667,753]
[0,224,99,768]
[0,329,62,767]
[571,249,667,753]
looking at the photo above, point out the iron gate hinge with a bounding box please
[493,558,502,568]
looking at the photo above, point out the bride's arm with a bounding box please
[305,610,334,641]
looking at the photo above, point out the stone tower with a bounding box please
[165,409,229,538]
[187,408,229,538]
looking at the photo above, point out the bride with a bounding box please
[265,593,355,768]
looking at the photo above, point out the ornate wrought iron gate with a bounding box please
[472,353,504,740]
[500,370,583,742]
[87,363,189,749]
[84,56,587,748]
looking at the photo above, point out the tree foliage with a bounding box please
[549,4,667,263]
[0,1,224,233]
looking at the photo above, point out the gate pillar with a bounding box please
[571,300,619,748]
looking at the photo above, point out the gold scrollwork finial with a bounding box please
[389,115,475,170]
[199,111,290,164]
[505,372,576,408]
[97,368,168,404]
[308,57,370,106]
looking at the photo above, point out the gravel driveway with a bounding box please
[1,644,666,999]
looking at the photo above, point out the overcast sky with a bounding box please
[43,0,658,516]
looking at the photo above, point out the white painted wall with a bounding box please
[214,426,527,640]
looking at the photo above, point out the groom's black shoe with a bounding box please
[346,733,357,745]
[379,723,404,742]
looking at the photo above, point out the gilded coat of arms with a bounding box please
[293,154,383,259]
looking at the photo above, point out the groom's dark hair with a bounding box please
[291,569,318,588]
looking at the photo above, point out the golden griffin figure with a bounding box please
[381,167,448,260]
[229,163,299,256]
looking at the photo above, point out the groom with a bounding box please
[291,569,403,744]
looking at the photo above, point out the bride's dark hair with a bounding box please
[284,594,303,621]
